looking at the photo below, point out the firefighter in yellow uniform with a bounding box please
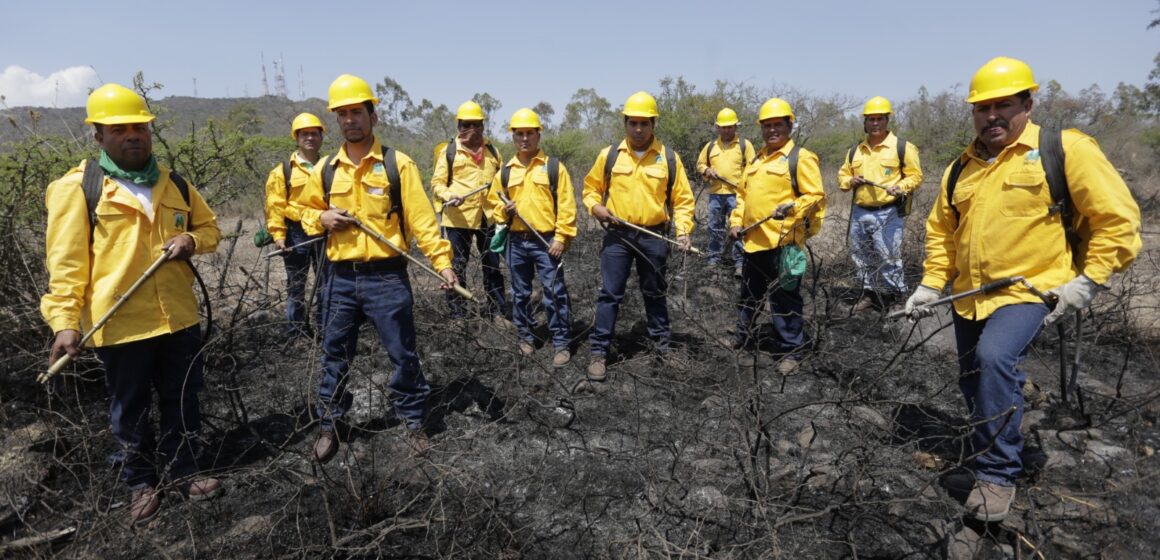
[697,108,755,274]
[432,101,507,323]
[41,84,223,523]
[728,98,825,376]
[264,112,326,341]
[905,57,1141,522]
[295,74,457,462]
[487,108,578,367]
[583,91,696,381]
[838,96,923,313]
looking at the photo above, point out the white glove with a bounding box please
[904,285,942,322]
[1044,275,1102,326]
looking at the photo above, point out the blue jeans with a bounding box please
[317,263,430,431]
[952,303,1048,486]
[707,194,743,266]
[444,225,506,317]
[283,220,324,339]
[736,248,805,357]
[95,326,204,490]
[507,232,571,349]
[849,203,907,296]
[590,227,670,356]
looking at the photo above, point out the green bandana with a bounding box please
[99,150,160,186]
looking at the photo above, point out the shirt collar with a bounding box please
[505,149,547,169]
[335,137,383,166]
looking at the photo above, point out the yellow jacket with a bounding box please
[837,132,923,207]
[581,139,696,236]
[696,136,755,195]
[923,122,1141,320]
[730,140,825,252]
[41,160,220,347]
[264,151,320,241]
[487,150,578,243]
[296,138,451,271]
[431,140,503,229]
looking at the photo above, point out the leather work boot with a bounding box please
[406,429,431,458]
[777,357,801,376]
[183,477,224,501]
[587,356,607,381]
[552,348,571,367]
[852,294,876,313]
[965,480,1015,521]
[519,341,536,356]
[130,487,162,523]
[313,429,339,464]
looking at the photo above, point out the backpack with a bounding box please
[321,145,405,244]
[846,137,912,216]
[444,138,501,186]
[753,145,825,240]
[500,156,561,218]
[704,137,750,183]
[945,127,1081,264]
[81,159,190,237]
[601,144,677,228]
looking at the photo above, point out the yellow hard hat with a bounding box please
[327,74,379,111]
[715,108,739,127]
[290,112,326,138]
[862,96,893,115]
[457,101,485,121]
[757,98,794,123]
[966,56,1039,104]
[84,83,155,125]
[508,108,542,130]
[623,91,659,118]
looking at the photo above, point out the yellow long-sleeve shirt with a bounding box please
[487,150,578,243]
[837,132,923,207]
[295,138,451,271]
[431,139,503,229]
[922,122,1141,320]
[730,140,825,251]
[696,136,755,195]
[41,160,221,346]
[264,151,320,241]
[581,138,696,236]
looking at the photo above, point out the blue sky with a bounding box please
[2,0,1157,115]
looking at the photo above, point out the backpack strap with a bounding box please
[1039,127,1078,261]
[169,171,191,206]
[81,159,104,235]
[547,156,560,218]
[664,145,676,220]
[945,156,968,223]
[738,138,749,177]
[601,144,619,206]
[704,140,714,170]
[444,138,456,186]
[321,155,338,204]
[485,143,500,167]
[500,164,512,192]
[846,141,860,166]
[896,137,907,180]
[787,145,801,197]
[282,160,293,198]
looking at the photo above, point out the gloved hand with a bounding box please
[1043,275,1102,326]
[904,285,942,322]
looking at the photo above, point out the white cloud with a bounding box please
[0,65,101,108]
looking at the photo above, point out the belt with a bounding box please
[510,230,554,239]
[330,257,407,273]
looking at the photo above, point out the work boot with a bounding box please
[777,357,801,376]
[552,348,571,367]
[129,487,161,523]
[587,356,607,382]
[492,315,513,331]
[519,341,536,356]
[852,294,876,313]
[965,480,1015,522]
[405,429,431,458]
[313,428,339,464]
[182,477,224,501]
[734,265,743,278]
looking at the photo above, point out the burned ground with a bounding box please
[2,206,1158,560]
